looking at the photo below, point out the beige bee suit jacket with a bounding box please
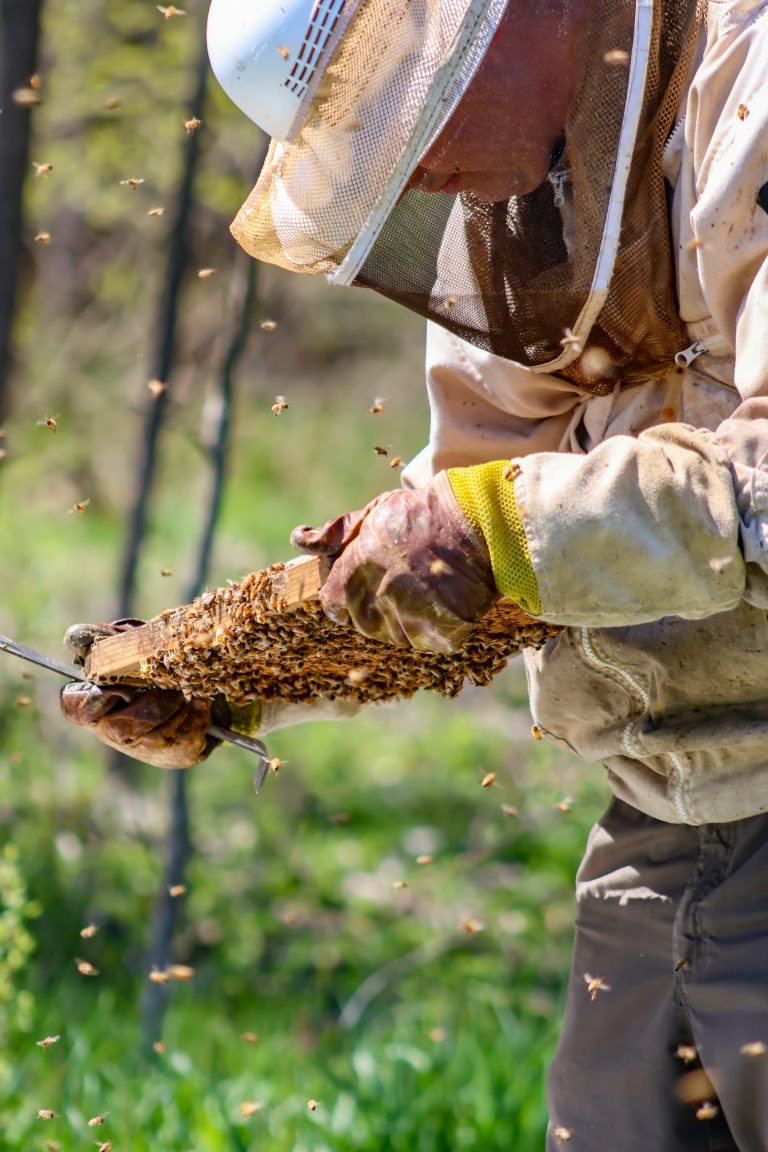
[397,0,768,825]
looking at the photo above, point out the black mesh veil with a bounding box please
[352,0,703,391]
[233,0,704,392]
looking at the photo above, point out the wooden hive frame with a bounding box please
[87,557,330,681]
[86,556,561,705]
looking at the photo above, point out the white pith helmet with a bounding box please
[207,0,348,141]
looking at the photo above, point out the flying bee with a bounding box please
[67,499,90,515]
[34,232,52,245]
[416,855,433,865]
[481,772,496,788]
[260,319,278,331]
[676,1044,697,1063]
[80,924,98,938]
[37,1110,57,1120]
[168,884,186,897]
[104,97,121,110]
[184,117,202,134]
[148,968,170,984]
[119,177,144,190]
[148,207,166,217]
[740,1041,766,1056]
[157,5,186,16]
[197,267,216,279]
[369,398,385,414]
[12,87,42,107]
[87,1115,107,1127]
[147,379,166,397]
[241,1031,259,1044]
[167,964,194,981]
[32,162,53,178]
[584,974,610,1001]
[389,456,403,469]
[554,797,573,813]
[277,44,290,59]
[307,1099,319,1112]
[392,879,407,890]
[240,1101,264,1117]
[696,1101,719,1121]
[373,445,389,456]
[462,917,484,935]
[603,48,629,64]
[272,396,289,415]
[36,1035,60,1049]
[75,959,98,976]
[37,416,57,431]
[553,1128,572,1144]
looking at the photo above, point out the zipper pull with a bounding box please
[674,339,707,369]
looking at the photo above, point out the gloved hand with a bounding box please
[60,680,220,769]
[290,471,499,653]
[60,619,224,769]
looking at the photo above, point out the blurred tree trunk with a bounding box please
[0,0,44,422]
[108,26,209,781]
[115,29,209,620]
[141,249,260,1050]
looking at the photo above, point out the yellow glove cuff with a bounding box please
[226,700,262,737]
[447,461,541,615]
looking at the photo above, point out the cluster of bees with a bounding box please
[139,563,561,706]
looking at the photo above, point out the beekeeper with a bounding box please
[62,0,768,1146]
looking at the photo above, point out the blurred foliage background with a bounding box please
[0,1,605,1147]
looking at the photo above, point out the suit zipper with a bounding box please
[674,339,710,369]
[580,627,691,823]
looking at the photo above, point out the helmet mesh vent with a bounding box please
[285,0,347,99]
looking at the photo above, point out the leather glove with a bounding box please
[290,472,499,653]
[60,619,221,769]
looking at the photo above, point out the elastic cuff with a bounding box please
[446,461,541,615]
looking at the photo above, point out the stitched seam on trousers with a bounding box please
[673,831,709,1016]
[673,826,734,1013]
